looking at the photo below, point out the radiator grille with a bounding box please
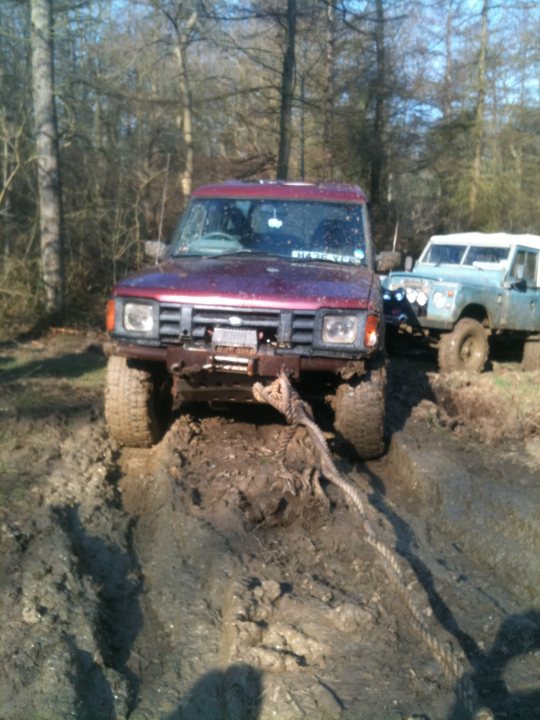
[158,303,316,350]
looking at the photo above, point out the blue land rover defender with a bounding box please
[384,232,540,372]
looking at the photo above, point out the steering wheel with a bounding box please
[201,232,236,241]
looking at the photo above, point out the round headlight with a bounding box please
[432,291,447,309]
[416,291,428,307]
[406,288,418,303]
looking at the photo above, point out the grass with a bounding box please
[0,351,106,385]
[432,366,540,442]
[0,336,106,418]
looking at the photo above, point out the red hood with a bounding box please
[114,255,376,310]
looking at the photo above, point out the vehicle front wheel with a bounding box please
[438,318,488,373]
[105,355,171,447]
[332,363,386,460]
[522,336,540,371]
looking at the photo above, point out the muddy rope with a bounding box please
[253,371,493,720]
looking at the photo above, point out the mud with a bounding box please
[0,334,539,719]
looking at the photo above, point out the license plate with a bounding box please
[212,327,258,348]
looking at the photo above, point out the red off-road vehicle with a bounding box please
[105,181,386,459]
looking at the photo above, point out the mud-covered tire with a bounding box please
[105,355,170,447]
[333,364,386,460]
[522,337,540,371]
[438,318,488,373]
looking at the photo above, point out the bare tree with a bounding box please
[276,0,297,179]
[30,0,64,315]
[323,0,336,177]
[468,0,489,225]
[369,0,387,212]
[149,0,199,202]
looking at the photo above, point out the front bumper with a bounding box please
[109,341,364,380]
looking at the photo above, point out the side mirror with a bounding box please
[145,240,168,263]
[503,277,527,291]
[404,255,414,272]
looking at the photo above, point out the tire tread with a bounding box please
[105,356,161,447]
[333,366,386,460]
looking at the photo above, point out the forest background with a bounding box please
[1,0,539,327]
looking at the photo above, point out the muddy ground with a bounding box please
[0,331,539,720]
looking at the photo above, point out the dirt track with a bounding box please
[0,334,539,719]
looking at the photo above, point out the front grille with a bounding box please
[158,303,316,351]
[290,311,315,348]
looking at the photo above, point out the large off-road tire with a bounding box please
[522,336,540,371]
[438,318,488,373]
[105,355,170,447]
[333,363,386,460]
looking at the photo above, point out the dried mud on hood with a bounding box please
[0,334,539,720]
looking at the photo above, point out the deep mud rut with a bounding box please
[0,337,539,720]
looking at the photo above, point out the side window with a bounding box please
[511,250,526,281]
[525,251,538,287]
[510,249,538,287]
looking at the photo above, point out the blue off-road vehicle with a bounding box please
[383,232,540,372]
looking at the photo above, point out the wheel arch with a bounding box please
[457,303,490,329]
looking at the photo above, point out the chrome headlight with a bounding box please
[432,291,447,309]
[322,315,358,344]
[405,287,418,303]
[124,302,154,332]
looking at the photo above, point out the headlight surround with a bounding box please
[322,315,358,344]
[124,302,154,332]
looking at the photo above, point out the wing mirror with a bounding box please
[503,276,527,291]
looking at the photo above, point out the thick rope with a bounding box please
[253,371,492,720]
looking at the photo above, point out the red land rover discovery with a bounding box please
[105,180,386,459]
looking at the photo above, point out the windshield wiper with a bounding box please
[212,250,280,258]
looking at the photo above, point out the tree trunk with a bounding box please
[30,0,64,315]
[323,0,336,178]
[174,40,194,202]
[276,0,297,180]
[469,0,489,224]
[442,1,454,118]
[370,0,386,211]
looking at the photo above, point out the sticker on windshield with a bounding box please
[292,250,363,265]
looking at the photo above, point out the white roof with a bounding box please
[429,232,540,249]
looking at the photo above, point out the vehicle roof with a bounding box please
[428,232,540,249]
[192,180,367,204]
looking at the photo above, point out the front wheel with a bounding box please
[105,356,171,447]
[332,363,386,460]
[438,318,488,373]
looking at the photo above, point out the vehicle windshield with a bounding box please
[422,243,510,266]
[170,198,367,265]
